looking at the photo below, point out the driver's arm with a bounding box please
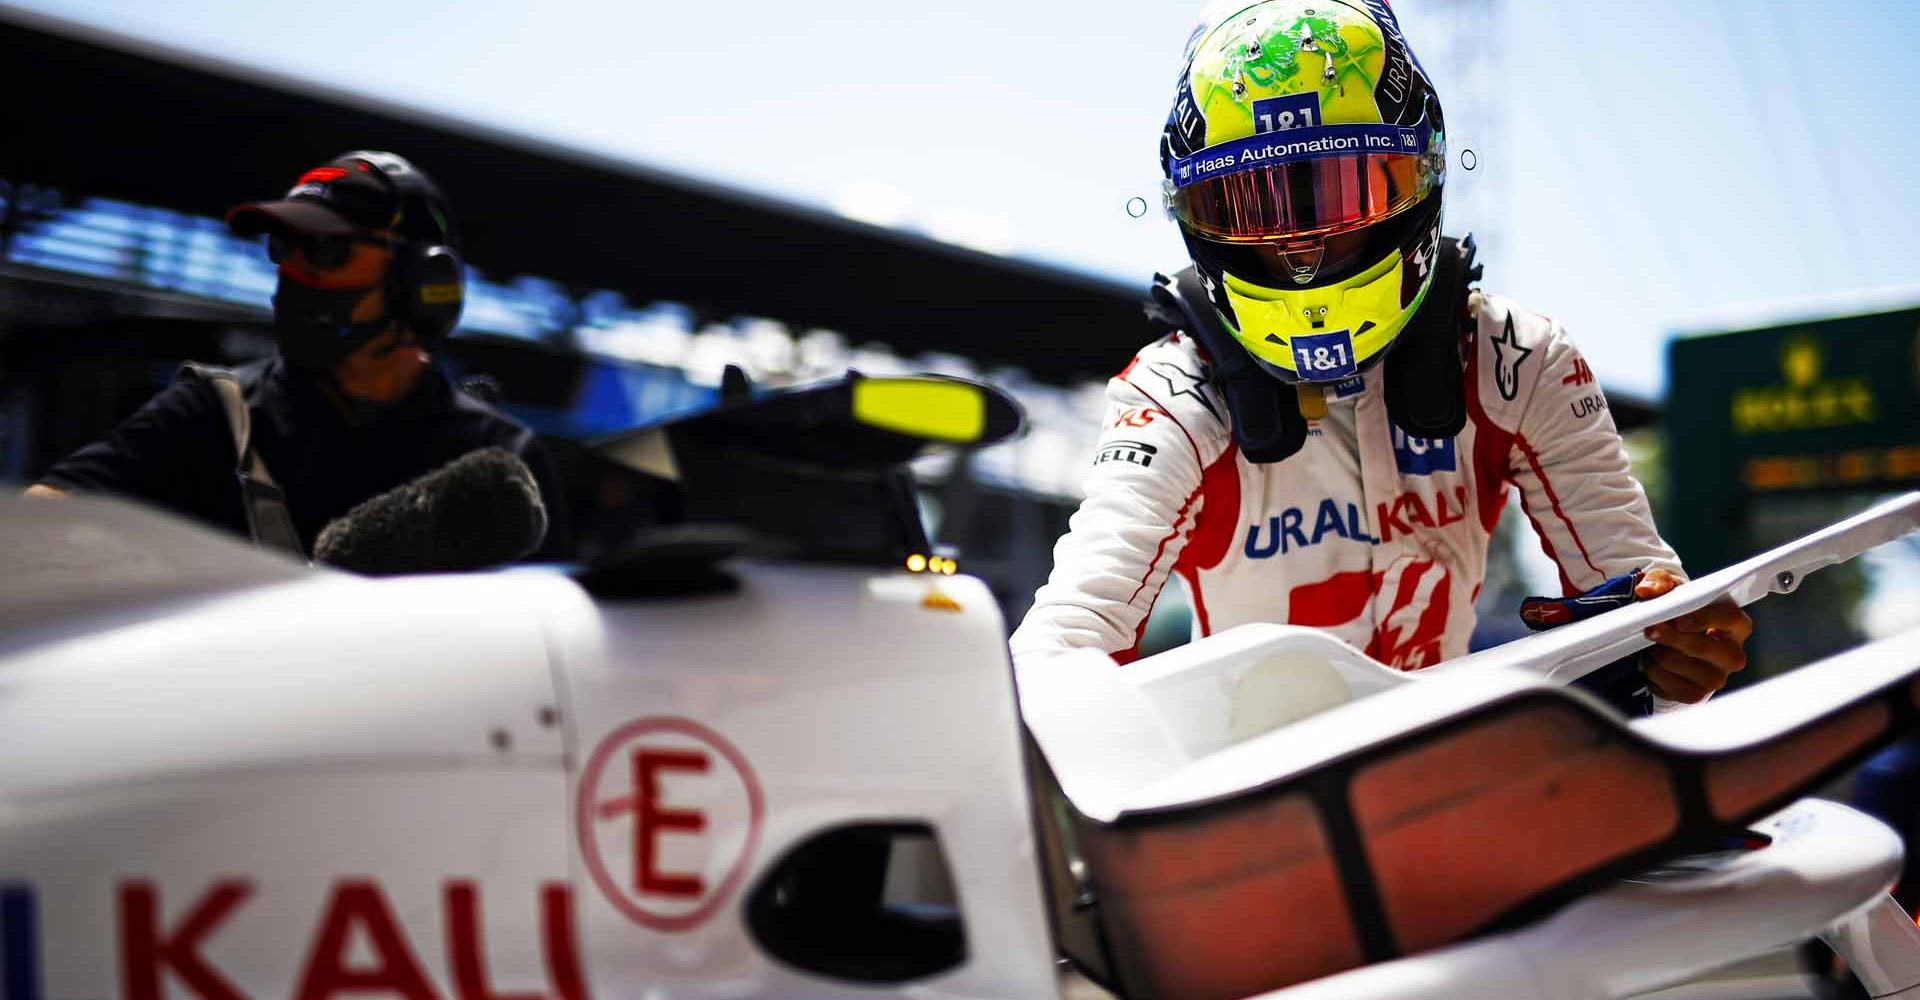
[1011,338,1231,664]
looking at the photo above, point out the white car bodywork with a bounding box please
[2,490,1918,1000]
[0,495,1052,1000]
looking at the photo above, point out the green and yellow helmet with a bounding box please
[1161,0,1447,385]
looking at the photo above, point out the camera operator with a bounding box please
[28,151,568,562]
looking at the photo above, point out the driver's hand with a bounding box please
[1637,567,1752,703]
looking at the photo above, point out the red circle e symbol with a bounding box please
[575,716,764,932]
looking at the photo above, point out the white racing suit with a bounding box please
[1010,291,1683,671]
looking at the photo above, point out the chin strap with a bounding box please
[1144,235,1482,464]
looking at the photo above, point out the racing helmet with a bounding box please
[1162,0,1448,385]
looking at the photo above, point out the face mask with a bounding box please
[334,392,402,427]
[272,277,392,371]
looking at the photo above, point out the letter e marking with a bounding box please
[576,717,763,932]
[631,750,707,898]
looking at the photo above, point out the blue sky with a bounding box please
[7,0,1918,394]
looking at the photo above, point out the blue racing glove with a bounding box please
[1519,568,1653,716]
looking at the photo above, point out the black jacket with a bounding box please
[42,357,570,561]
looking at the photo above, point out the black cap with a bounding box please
[226,155,408,238]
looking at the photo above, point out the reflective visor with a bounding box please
[1187,190,1441,291]
[1172,151,1434,242]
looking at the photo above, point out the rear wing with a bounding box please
[586,372,1023,574]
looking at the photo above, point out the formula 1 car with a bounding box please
[3,373,1919,1000]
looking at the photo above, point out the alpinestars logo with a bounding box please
[1148,360,1223,424]
[1490,315,1533,401]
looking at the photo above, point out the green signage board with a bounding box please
[1666,305,1920,572]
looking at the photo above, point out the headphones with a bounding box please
[339,150,466,345]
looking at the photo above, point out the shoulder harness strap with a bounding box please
[1382,234,1481,439]
[176,363,306,559]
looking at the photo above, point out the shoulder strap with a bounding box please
[176,363,306,559]
[180,363,267,483]
[1381,235,1481,439]
[1145,269,1309,463]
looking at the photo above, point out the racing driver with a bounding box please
[1010,0,1750,706]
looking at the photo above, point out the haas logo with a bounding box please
[577,718,763,931]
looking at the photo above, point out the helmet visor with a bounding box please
[1186,189,1442,292]
[1171,151,1435,242]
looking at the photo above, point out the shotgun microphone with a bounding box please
[313,448,548,574]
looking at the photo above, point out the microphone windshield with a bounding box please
[314,448,548,575]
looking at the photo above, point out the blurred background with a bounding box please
[0,0,1916,679]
